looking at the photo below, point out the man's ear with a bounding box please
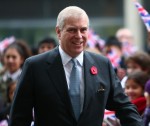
[55,26,61,39]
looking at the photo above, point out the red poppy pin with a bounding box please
[90,66,98,75]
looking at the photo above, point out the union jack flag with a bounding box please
[87,29,105,51]
[106,49,121,68]
[122,41,137,57]
[134,1,150,31]
[103,110,117,126]
[104,110,116,119]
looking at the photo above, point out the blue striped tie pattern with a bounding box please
[69,58,80,120]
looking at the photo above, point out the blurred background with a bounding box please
[0,0,149,49]
[1,1,150,125]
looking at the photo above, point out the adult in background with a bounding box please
[116,28,137,57]
[9,6,143,126]
[143,80,150,126]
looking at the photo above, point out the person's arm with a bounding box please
[146,32,150,54]
[143,92,150,126]
[9,58,34,126]
[106,60,144,126]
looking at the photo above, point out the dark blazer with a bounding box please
[9,47,143,126]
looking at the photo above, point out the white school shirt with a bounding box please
[2,68,22,82]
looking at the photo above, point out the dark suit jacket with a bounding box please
[9,47,143,126]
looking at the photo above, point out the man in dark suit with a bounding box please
[9,6,143,126]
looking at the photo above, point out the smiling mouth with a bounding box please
[73,42,83,45]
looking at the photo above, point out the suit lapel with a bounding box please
[46,48,75,118]
[82,52,97,111]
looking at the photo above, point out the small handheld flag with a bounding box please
[106,49,121,68]
[87,29,105,50]
[0,36,15,53]
[134,1,150,31]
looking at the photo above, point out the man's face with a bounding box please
[56,16,88,57]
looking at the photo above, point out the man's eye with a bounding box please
[67,29,76,33]
[81,28,87,32]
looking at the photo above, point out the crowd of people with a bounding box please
[0,37,58,125]
[85,28,150,126]
[0,6,150,126]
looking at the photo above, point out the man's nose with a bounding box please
[76,31,82,39]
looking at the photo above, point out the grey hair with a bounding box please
[56,6,89,29]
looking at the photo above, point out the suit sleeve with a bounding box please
[106,60,144,126]
[9,58,34,126]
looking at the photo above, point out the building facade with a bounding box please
[0,0,149,48]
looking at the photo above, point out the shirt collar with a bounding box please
[7,68,22,80]
[59,46,83,66]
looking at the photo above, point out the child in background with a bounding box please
[143,80,150,126]
[0,40,31,103]
[37,37,57,54]
[103,36,126,81]
[125,71,149,115]
[121,51,150,88]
